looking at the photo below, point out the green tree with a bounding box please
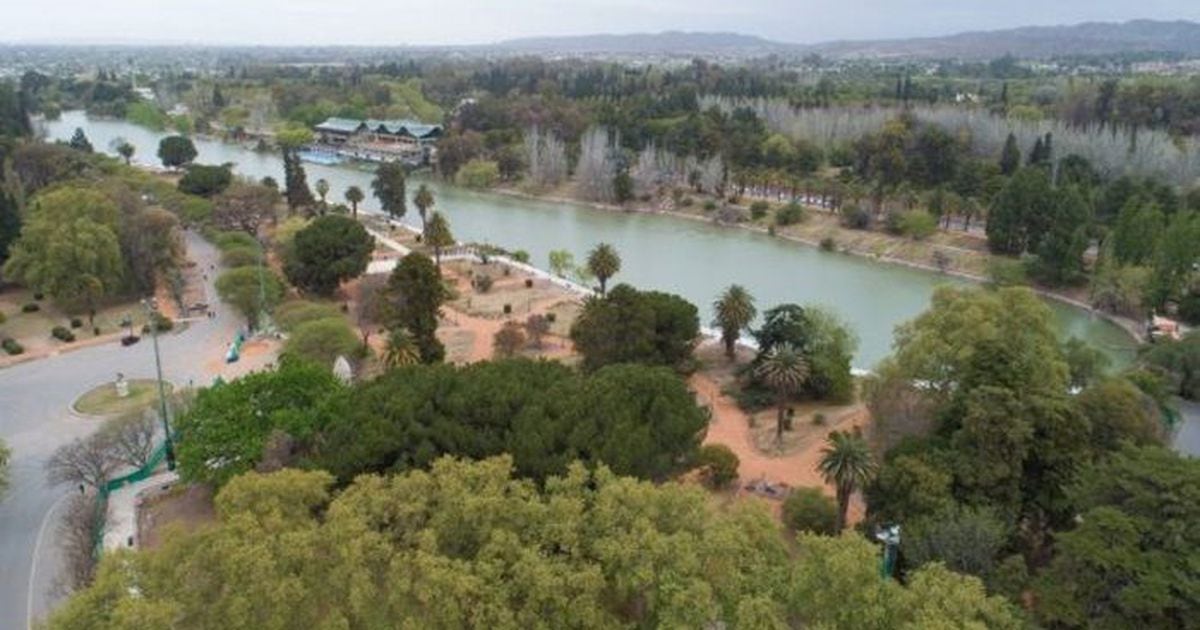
[215,265,285,328]
[423,211,454,267]
[755,342,809,445]
[68,127,93,153]
[585,242,621,295]
[904,504,1008,578]
[383,252,446,363]
[313,178,329,212]
[371,162,407,220]
[412,183,434,231]
[173,359,343,485]
[1110,198,1165,266]
[749,304,856,403]
[343,185,364,218]
[818,429,876,531]
[1031,185,1091,285]
[177,163,233,197]
[712,284,757,360]
[156,135,197,169]
[548,249,574,278]
[782,487,838,535]
[1035,446,1200,629]
[987,167,1053,255]
[281,149,315,214]
[0,438,9,499]
[1075,377,1163,450]
[284,215,373,296]
[1147,210,1200,309]
[284,317,361,366]
[116,141,135,165]
[569,284,699,372]
[454,158,500,188]
[998,132,1020,175]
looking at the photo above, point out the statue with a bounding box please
[114,372,129,398]
[332,356,353,384]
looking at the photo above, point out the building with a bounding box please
[313,117,443,164]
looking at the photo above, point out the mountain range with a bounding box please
[492,20,1200,60]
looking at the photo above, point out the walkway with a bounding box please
[101,471,179,551]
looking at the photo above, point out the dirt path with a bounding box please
[692,373,866,523]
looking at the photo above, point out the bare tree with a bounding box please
[99,412,158,470]
[524,126,568,188]
[574,126,618,202]
[524,314,551,349]
[57,493,101,591]
[46,435,119,491]
[212,182,281,235]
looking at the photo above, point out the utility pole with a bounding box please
[143,298,176,471]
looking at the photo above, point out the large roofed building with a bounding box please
[313,117,444,164]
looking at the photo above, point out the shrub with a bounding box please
[2,338,24,355]
[284,317,362,366]
[473,274,494,293]
[702,199,718,211]
[775,202,806,226]
[819,237,836,251]
[51,326,76,342]
[841,204,872,230]
[177,164,233,197]
[221,244,261,268]
[275,301,343,332]
[503,304,512,315]
[782,487,839,535]
[694,444,739,489]
[767,225,776,237]
[22,303,40,313]
[455,159,500,189]
[679,197,694,208]
[812,412,827,426]
[749,200,770,220]
[212,230,260,252]
[93,327,101,336]
[545,312,557,323]
[524,278,534,288]
[69,318,83,329]
[33,292,44,301]
[987,258,1029,287]
[151,312,174,332]
[899,210,937,240]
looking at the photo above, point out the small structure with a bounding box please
[114,372,129,398]
[313,117,443,164]
[1149,315,1183,342]
[332,356,354,384]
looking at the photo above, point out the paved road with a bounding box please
[0,232,250,630]
[1174,399,1200,458]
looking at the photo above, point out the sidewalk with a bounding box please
[102,470,179,551]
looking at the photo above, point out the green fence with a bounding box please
[91,438,174,557]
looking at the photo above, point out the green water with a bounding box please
[44,111,1139,369]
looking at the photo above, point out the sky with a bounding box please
[3,0,1198,46]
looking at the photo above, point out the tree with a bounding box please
[384,252,447,363]
[412,183,435,230]
[157,135,197,169]
[211,182,279,235]
[904,505,1008,578]
[423,211,454,267]
[693,444,739,489]
[284,317,361,366]
[818,429,876,531]
[1075,377,1163,451]
[782,487,838,535]
[712,285,756,360]
[998,132,1020,175]
[177,163,233,197]
[749,304,857,403]
[215,265,285,328]
[1146,210,1200,309]
[173,359,344,486]
[313,178,330,212]
[116,141,135,165]
[1035,446,1200,629]
[281,149,315,214]
[68,127,93,153]
[3,188,124,315]
[0,439,10,498]
[343,185,364,218]
[98,411,157,470]
[986,167,1053,255]
[371,162,407,220]
[455,159,500,188]
[492,321,526,358]
[1030,184,1091,285]
[46,434,118,490]
[548,249,575,278]
[755,343,809,445]
[569,284,699,372]
[1110,199,1165,266]
[51,458,1021,629]
[523,314,550,349]
[585,242,621,295]
[284,215,373,296]
[383,328,420,368]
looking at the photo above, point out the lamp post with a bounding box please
[143,298,176,471]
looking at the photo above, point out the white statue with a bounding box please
[114,372,130,398]
[332,356,353,384]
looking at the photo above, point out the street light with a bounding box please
[142,298,176,471]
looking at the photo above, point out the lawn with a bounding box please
[0,287,159,357]
[74,379,174,417]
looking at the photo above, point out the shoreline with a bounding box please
[488,185,1146,347]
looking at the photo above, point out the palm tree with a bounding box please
[344,185,364,218]
[712,285,756,360]
[383,328,420,368]
[413,184,435,231]
[818,429,876,531]
[315,178,330,214]
[754,343,808,446]
[586,243,621,296]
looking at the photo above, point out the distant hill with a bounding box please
[804,19,1200,60]
[492,31,787,55]
[489,20,1200,60]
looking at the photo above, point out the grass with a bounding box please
[74,379,174,417]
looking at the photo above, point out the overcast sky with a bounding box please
[4,0,1198,46]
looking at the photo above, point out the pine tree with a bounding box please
[282,150,315,214]
[999,133,1020,176]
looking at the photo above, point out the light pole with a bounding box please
[143,298,176,471]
